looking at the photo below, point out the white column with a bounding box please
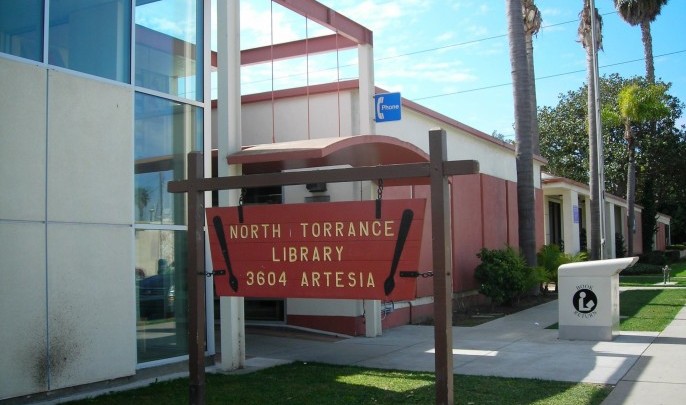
[562,190,580,254]
[357,43,376,135]
[363,300,381,337]
[364,181,382,337]
[543,196,550,244]
[359,45,379,336]
[217,0,245,371]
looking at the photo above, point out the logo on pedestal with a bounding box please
[573,286,598,318]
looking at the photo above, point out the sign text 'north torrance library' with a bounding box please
[207,199,426,301]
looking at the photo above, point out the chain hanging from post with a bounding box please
[238,187,246,223]
[375,178,384,219]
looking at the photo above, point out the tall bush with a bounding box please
[474,247,536,306]
[536,244,587,292]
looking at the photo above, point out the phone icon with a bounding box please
[376,96,385,121]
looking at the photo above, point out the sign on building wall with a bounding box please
[374,92,402,122]
[206,199,425,301]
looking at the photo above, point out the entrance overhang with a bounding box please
[227,135,431,185]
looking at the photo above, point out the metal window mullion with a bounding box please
[130,0,135,86]
[43,0,50,63]
[134,86,205,108]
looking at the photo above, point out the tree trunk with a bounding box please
[507,0,537,267]
[626,125,636,257]
[641,19,655,254]
[526,33,540,156]
[641,20,655,84]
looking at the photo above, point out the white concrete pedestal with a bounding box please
[558,257,637,341]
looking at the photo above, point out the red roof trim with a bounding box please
[273,0,373,46]
[211,34,358,69]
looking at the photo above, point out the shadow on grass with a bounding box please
[65,363,611,405]
[620,289,686,331]
[620,289,663,318]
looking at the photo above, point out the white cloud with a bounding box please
[240,1,305,49]
[435,31,455,42]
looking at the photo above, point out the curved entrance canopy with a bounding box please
[227,135,430,185]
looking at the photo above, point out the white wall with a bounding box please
[0,58,135,399]
[240,92,522,184]
[375,107,521,183]
[237,86,529,326]
[241,91,355,145]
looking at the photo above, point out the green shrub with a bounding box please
[537,244,564,283]
[665,250,680,262]
[639,250,667,266]
[622,262,664,275]
[536,244,588,287]
[475,247,535,306]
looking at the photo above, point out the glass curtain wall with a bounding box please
[49,0,131,82]
[0,0,206,366]
[1,0,132,82]
[0,0,44,62]
[134,0,204,364]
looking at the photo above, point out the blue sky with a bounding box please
[236,0,685,139]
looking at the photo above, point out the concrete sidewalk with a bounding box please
[242,300,686,404]
[600,304,686,404]
[23,297,684,404]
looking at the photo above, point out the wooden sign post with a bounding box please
[168,129,478,405]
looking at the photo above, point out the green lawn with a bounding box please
[620,261,686,287]
[548,287,686,331]
[619,288,686,331]
[67,362,611,405]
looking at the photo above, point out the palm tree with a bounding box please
[522,0,542,155]
[578,0,603,260]
[136,187,151,221]
[606,83,671,256]
[614,0,668,253]
[507,0,536,267]
[613,0,668,84]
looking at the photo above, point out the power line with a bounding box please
[241,12,601,86]
[374,11,618,62]
[239,10,684,102]
[412,49,686,102]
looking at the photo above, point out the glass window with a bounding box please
[0,0,44,61]
[135,92,202,225]
[135,0,203,101]
[48,0,131,82]
[135,229,188,362]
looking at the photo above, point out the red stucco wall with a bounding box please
[451,174,483,292]
[481,175,509,249]
[507,180,519,247]
[386,174,544,296]
[412,185,435,297]
[656,223,667,251]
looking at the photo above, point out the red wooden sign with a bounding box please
[206,199,426,300]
